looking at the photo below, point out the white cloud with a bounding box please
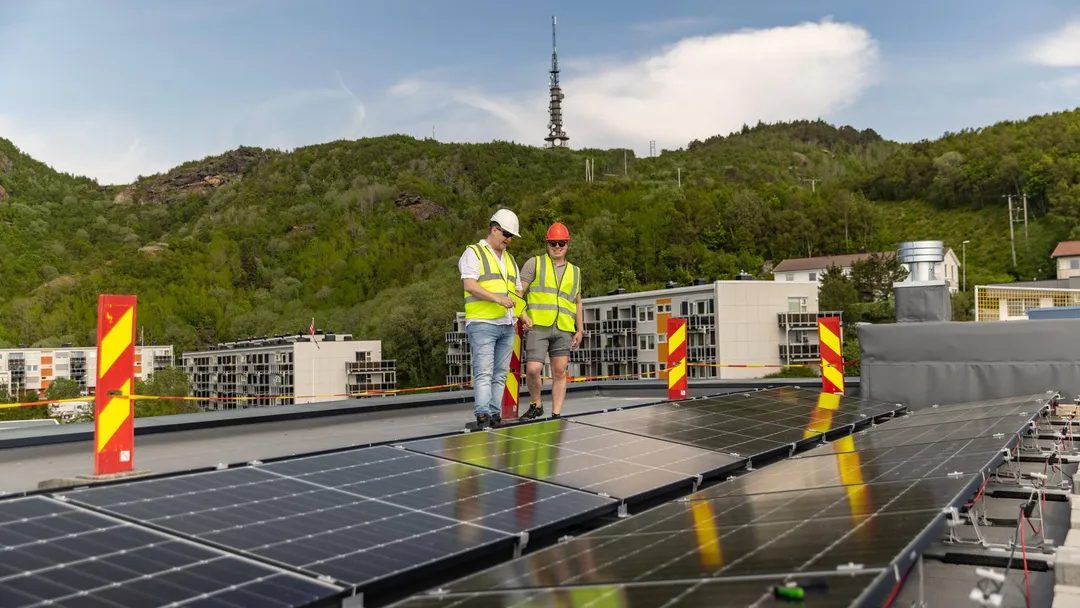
[383,19,880,154]
[0,114,158,185]
[1028,21,1080,67]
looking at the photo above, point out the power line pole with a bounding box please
[1004,194,1017,268]
[1023,192,1029,260]
[623,150,627,176]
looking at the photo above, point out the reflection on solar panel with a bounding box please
[401,419,742,501]
[570,387,903,460]
[0,496,343,608]
[60,445,617,602]
[396,392,1050,607]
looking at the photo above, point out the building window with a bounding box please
[788,297,807,313]
[638,305,655,322]
[808,272,817,281]
[657,333,666,343]
[786,273,794,281]
[639,334,656,351]
[1071,259,1080,270]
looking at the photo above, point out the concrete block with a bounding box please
[37,469,153,491]
[1057,585,1080,597]
[1055,585,1080,608]
[1057,547,1080,587]
[1066,531,1080,548]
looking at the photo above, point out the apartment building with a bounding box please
[446,279,834,383]
[182,333,395,410]
[0,344,174,396]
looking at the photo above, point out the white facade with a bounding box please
[0,345,174,396]
[182,334,395,410]
[447,280,831,383]
[1057,256,1080,280]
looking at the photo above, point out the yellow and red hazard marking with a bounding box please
[94,295,137,476]
[667,317,687,401]
[500,319,524,419]
[818,316,845,395]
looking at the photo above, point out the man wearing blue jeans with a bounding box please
[458,209,532,428]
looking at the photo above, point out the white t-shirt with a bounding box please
[458,239,523,326]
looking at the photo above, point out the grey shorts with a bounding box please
[525,324,573,363]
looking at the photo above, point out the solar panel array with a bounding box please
[0,387,906,608]
[395,392,1049,607]
[0,496,344,608]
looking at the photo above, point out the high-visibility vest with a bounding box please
[526,254,579,332]
[463,243,524,320]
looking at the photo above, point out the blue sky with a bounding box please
[2,0,1080,184]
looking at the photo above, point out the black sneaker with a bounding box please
[551,412,561,419]
[475,413,491,429]
[490,413,502,427]
[521,402,544,420]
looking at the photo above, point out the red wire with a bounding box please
[1020,512,1031,608]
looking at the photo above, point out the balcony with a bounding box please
[777,311,842,329]
[688,346,717,361]
[601,347,638,362]
[687,314,715,331]
[445,331,467,344]
[779,343,820,362]
[346,360,396,373]
[600,319,637,333]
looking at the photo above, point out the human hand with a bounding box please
[572,331,583,349]
[498,296,514,308]
[521,314,533,330]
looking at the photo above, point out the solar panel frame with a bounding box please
[567,387,905,462]
[58,444,621,603]
[0,496,346,608]
[400,418,744,502]
[401,393,1048,608]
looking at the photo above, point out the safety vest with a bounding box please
[463,243,524,319]
[526,254,579,332]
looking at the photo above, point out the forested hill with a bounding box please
[1,109,1079,387]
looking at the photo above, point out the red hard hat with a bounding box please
[546,222,570,240]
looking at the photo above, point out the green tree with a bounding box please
[818,265,860,321]
[135,367,197,417]
[850,253,908,302]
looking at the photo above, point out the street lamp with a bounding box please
[962,240,970,292]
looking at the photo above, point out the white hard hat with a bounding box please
[490,208,520,237]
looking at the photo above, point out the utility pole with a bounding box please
[623,150,627,176]
[677,168,681,188]
[962,239,970,292]
[1022,192,1029,259]
[1004,194,1017,268]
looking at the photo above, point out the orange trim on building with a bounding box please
[41,356,53,365]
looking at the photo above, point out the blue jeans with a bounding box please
[467,321,515,418]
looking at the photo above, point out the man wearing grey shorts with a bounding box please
[518,222,583,420]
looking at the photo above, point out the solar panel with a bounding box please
[401,419,742,501]
[60,445,617,599]
[0,496,343,608]
[397,393,1049,607]
[570,387,904,459]
[393,571,885,607]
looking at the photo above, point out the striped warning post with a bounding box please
[818,316,845,395]
[667,317,687,401]
[501,319,524,419]
[94,295,137,476]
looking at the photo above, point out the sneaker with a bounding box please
[490,413,502,427]
[551,412,561,419]
[475,413,491,429]
[521,402,544,420]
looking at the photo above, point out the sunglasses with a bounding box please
[496,226,515,238]
[547,240,568,247]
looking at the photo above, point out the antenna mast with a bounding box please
[545,15,569,148]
